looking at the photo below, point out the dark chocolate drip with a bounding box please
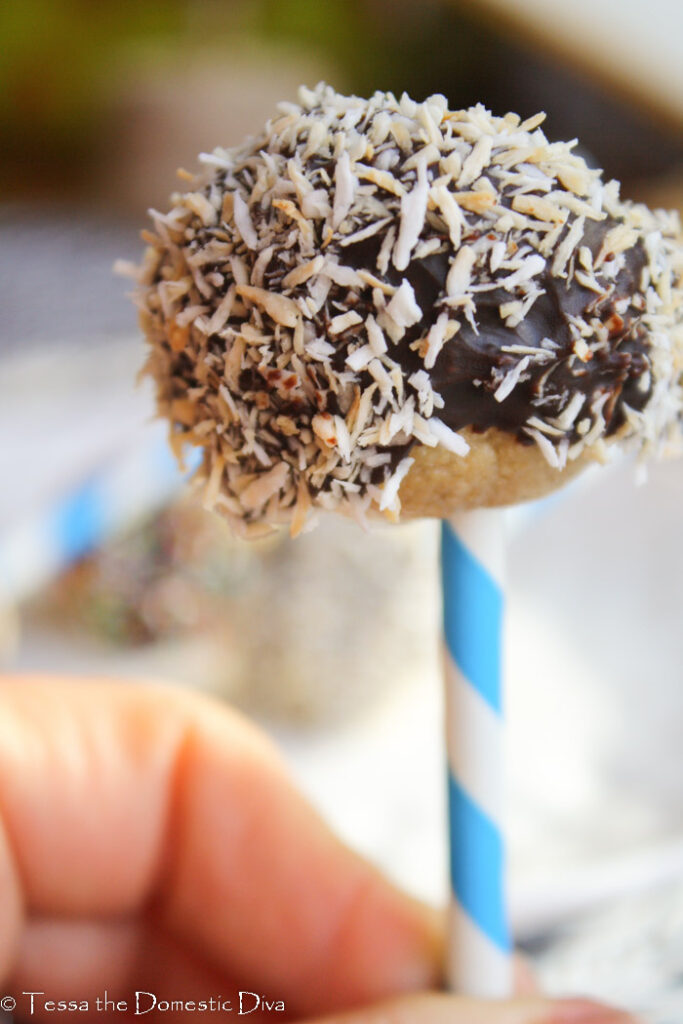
[344,218,651,447]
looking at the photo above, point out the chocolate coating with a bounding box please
[346,218,651,457]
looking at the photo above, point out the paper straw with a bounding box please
[441,510,512,997]
[0,435,197,606]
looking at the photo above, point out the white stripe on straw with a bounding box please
[441,510,512,997]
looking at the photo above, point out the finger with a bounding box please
[154,688,441,1015]
[0,678,440,1015]
[7,918,245,1024]
[307,992,641,1024]
[0,678,190,918]
[8,924,542,1024]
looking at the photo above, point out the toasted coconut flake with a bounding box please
[229,254,250,287]
[393,159,429,270]
[524,426,561,468]
[368,358,394,401]
[494,356,531,402]
[302,189,332,219]
[306,337,336,359]
[282,255,325,288]
[403,143,441,171]
[409,369,440,417]
[512,194,565,223]
[549,191,604,221]
[453,191,496,213]
[552,216,585,277]
[346,344,374,372]
[329,310,363,335]
[339,216,392,247]
[240,461,289,510]
[206,286,236,335]
[519,111,546,132]
[379,456,414,511]
[526,416,565,437]
[550,392,586,431]
[170,397,197,426]
[446,245,477,297]
[233,191,258,249]
[356,163,405,197]
[203,454,226,510]
[356,270,396,295]
[377,224,396,276]
[273,197,314,248]
[236,285,300,327]
[290,476,312,537]
[423,311,450,369]
[440,152,462,178]
[555,163,591,196]
[312,412,337,447]
[323,260,365,288]
[366,314,387,355]
[349,383,377,444]
[384,279,422,337]
[332,150,356,228]
[184,192,218,226]
[167,320,190,353]
[458,135,493,188]
[488,240,506,273]
[113,258,141,280]
[428,417,470,456]
[414,237,443,259]
[431,184,464,248]
[334,415,352,461]
[221,192,235,222]
[499,254,546,288]
[597,223,640,265]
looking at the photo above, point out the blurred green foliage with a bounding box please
[1,0,481,192]
[4,0,677,196]
[245,0,482,103]
[1,0,191,187]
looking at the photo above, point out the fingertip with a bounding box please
[305,992,549,1023]
[548,997,645,1023]
[307,994,643,1024]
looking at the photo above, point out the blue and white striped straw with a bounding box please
[441,510,512,997]
[0,434,197,606]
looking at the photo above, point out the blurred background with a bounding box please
[1,1,683,1020]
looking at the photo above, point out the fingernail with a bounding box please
[552,997,643,1023]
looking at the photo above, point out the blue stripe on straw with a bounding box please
[448,774,510,952]
[54,480,105,561]
[441,522,503,714]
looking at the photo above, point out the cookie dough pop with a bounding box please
[127,84,683,996]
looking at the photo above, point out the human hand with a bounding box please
[0,678,638,1023]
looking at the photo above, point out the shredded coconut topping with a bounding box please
[128,83,683,536]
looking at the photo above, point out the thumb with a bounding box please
[307,993,641,1024]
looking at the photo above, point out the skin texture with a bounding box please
[398,428,594,518]
[0,678,638,1024]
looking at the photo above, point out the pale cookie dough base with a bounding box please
[398,427,593,518]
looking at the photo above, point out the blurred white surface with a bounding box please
[534,875,683,1024]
